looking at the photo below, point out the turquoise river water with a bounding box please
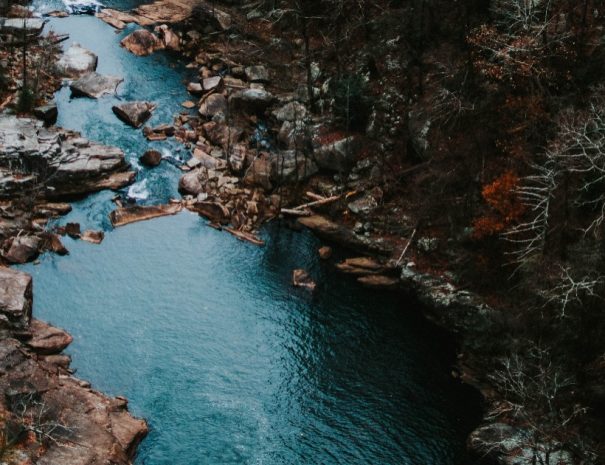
[19,3,480,464]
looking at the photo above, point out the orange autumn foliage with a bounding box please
[473,171,525,239]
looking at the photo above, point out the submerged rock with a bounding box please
[112,101,156,128]
[56,43,98,78]
[70,72,123,99]
[140,149,162,167]
[318,246,332,259]
[292,269,316,291]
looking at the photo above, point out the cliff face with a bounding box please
[0,267,148,465]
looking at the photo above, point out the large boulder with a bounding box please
[0,115,132,198]
[26,319,73,355]
[110,204,182,227]
[178,169,205,195]
[245,65,269,83]
[4,235,41,264]
[313,136,359,172]
[0,267,32,329]
[112,102,156,128]
[120,28,164,56]
[33,102,58,126]
[70,72,123,99]
[56,43,98,78]
[0,17,45,35]
[243,155,273,190]
[199,94,227,118]
[273,101,307,122]
[229,89,275,114]
[271,150,317,182]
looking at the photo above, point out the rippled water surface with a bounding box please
[19,4,479,464]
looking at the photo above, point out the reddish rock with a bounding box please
[4,236,41,264]
[120,28,165,56]
[318,246,332,260]
[26,319,73,355]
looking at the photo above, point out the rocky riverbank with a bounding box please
[94,1,603,463]
[0,12,148,463]
[0,267,148,465]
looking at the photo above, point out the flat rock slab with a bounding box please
[56,43,98,78]
[70,72,123,98]
[0,267,32,329]
[0,17,46,35]
[0,115,131,198]
[110,203,182,227]
[120,28,164,56]
[27,319,73,355]
[112,101,156,128]
[298,215,394,255]
[96,8,140,29]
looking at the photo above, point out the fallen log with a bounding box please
[224,227,264,246]
[281,208,312,217]
[291,194,342,211]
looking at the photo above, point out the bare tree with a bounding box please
[481,345,588,465]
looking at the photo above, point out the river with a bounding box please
[20,2,479,464]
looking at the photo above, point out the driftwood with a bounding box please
[280,208,311,217]
[224,227,265,246]
[395,228,417,267]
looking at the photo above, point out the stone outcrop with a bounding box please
[140,149,162,167]
[0,115,133,266]
[120,28,165,56]
[0,267,32,329]
[55,43,98,78]
[298,215,394,255]
[0,266,147,465]
[26,319,73,355]
[70,72,123,99]
[0,17,45,35]
[112,101,156,128]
